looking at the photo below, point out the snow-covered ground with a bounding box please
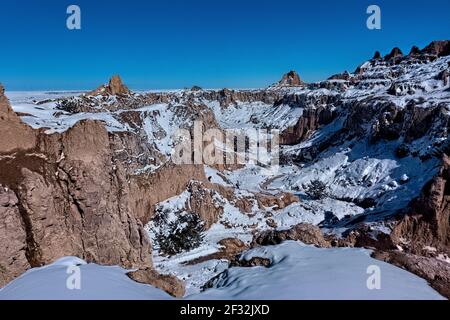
[0,257,172,300]
[3,51,450,300]
[205,100,303,131]
[0,242,444,300]
[6,90,131,133]
[189,241,444,300]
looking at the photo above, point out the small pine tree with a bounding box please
[56,98,80,114]
[156,211,205,256]
[305,180,328,200]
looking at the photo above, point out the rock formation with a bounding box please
[372,51,382,60]
[421,40,450,57]
[0,94,152,286]
[89,75,130,96]
[127,268,185,298]
[0,84,36,152]
[372,250,450,298]
[253,223,331,248]
[391,155,450,256]
[385,47,404,60]
[409,45,421,56]
[277,70,304,87]
[280,106,336,145]
[0,85,207,296]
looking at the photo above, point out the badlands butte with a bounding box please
[1,40,450,298]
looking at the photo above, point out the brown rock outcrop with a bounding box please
[342,99,449,151]
[332,224,396,251]
[0,187,28,287]
[191,85,202,91]
[129,164,207,224]
[280,106,335,145]
[391,155,450,256]
[185,238,248,265]
[187,180,226,228]
[0,84,36,153]
[385,47,403,60]
[232,256,272,268]
[421,40,450,57]
[372,51,382,60]
[218,238,248,255]
[373,250,450,299]
[108,75,130,95]
[0,119,154,286]
[0,86,193,288]
[328,71,351,81]
[409,45,421,56]
[277,70,304,87]
[255,192,299,210]
[253,223,331,248]
[127,268,186,298]
[199,89,280,108]
[89,75,130,96]
[436,69,450,87]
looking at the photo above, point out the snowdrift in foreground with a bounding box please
[0,257,172,300]
[189,241,445,300]
[0,242,444,300]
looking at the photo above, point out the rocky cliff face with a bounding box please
[391,155,450,255]
[277,70,304,87]
[280,106,336,145]
[0,85,211,293]
[0,93,152,286]
[0,85,36,152]
[89,74,130,96]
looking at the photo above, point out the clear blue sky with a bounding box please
[1,0,449,90]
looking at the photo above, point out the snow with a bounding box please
[342,55,450,108]
[5,91,85,103]
[139,103,175,156]
[223,164,278,193]
[1,244,443,300]
[271,140,439,222]
[146,189,266,295]
[188,241,444,300]
[0,257,172,300]
[204,166,232,186]
[205,100,302,131]
[273,199,364,228]
[7,92,131,134]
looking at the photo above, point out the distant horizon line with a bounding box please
[4,87,267,93]
[4,38,449,92]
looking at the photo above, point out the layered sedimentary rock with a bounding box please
[0,85,208,293]
[421,40,450,57]
[280,106,336,145]
[0,99,152,286]
[198,88,281,107]
[0,85,36,152]
[127,268,186,298]
[277,70,304,87]
[253,223,331,248]
[89,74,130,96]
[391,155,450,255]
[372,250,450,298]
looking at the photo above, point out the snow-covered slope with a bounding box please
[0,257,171,300]
[0,243,444,300]
[190,241,444,300]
